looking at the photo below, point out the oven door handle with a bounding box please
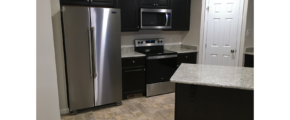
[147,54,177,60]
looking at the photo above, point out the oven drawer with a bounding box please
[122,57,145,68]
[178,52,197,63]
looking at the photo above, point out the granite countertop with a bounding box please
[164,44,198,53]
[170,64,254,90]
[244,47,254,55]
[121,47,145,58]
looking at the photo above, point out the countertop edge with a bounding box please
[170,79,253,91]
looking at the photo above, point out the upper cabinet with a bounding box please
[119,0,140,31]
[61,0,90,5]
[140,0,170,8]
[61,0,117,7]
[166,0,191,31]
[90,0,115,7]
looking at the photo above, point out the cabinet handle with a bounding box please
[132,61,135,63]
[186,56,188,58]
[190,85,195,101]
[153,4,156,6]
[156,4,158,6]
[137,26,139,28]
[144,68,145,71]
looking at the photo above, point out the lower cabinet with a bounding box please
[244,54,254,68]
[177,52,197,67]
[122,57,146,100]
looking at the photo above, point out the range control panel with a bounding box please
[135,38,164,47]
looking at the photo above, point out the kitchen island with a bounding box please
[170,64,254,120]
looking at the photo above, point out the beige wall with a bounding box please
[181,0,202,46]
[50,0,69,114]
[37,0,61,119]
[244,0,254,48]
[121,30,185,46]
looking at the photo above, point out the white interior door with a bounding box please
[203,0,243,66]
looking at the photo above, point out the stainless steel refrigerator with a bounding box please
[62,6,122,113]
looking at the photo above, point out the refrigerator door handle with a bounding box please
[88,27,93,78]
[91,27,97,78]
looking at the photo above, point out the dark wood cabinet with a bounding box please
[122,57,146,99]
[175,83,253,120]
[122,66,145,99]
[61,0,90,5]
[166,0,191,31]
[119,0,140,31]
[140,0,170,8]
[244,54,254,68]
[177,52,197,67]
[61,0,117,7]
[90,0,115,7]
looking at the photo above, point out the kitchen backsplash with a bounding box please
[121,30,185,46]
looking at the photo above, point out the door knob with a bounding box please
[231,49,235,53]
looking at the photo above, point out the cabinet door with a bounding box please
[122,67,146,99]
[90,0,115,7]
[140,0,156,8]
[244,55,254,68]
[167,0,190,31]
[178,52,197,63]
[155,0,170,8]
[61,0,90,5]
[119,0,140,31]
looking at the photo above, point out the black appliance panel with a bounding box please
[146,56,177,84]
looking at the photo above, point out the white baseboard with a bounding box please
[60,108,69,114]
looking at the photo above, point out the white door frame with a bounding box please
[198,0,249,66]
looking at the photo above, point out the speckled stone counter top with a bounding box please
[164,44,198,53]
[121,47,145,58]
[244,47,254,55]
[170,64,254,90]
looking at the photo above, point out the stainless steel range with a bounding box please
[134,38,177,97]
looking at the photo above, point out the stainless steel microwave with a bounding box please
[140,8,172,29]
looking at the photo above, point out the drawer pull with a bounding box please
[186,56,188,58]
[132,61,135,63]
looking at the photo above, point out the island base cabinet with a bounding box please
[175,83,253,120]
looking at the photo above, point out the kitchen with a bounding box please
[31,0,290,120]
[56,0,253,119]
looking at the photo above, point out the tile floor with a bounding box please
[61,93,175,120]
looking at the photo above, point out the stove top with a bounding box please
[136,49,177,56]
[134,38,177,56]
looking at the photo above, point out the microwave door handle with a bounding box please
[165,13,168,26]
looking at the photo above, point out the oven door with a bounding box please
[146,54,177,84]
[140,8,172,29]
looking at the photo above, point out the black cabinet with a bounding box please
[61,0,117,7]
[175,83,254,120]
[122,57,146,99]
[244,54,254,68]
[119,0,140,31]
[61,0,90,5]
[140,0,170,8]
[166,0,191,31]
[177,52,197,67]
